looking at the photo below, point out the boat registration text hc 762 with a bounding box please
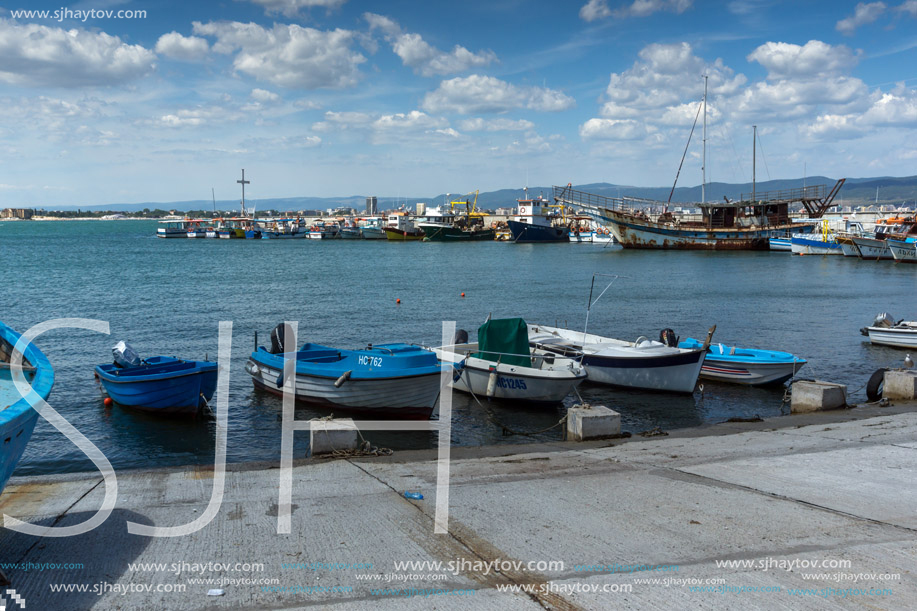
[358,355,383,367]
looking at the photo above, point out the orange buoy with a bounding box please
[103,397,113,408]
[461,292,465,298]
[396,298,401,304]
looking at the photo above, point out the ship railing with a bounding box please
[437,345,583,370]
[737,183,826,204]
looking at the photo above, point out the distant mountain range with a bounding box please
[36,175,917,213]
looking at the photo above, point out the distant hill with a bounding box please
[36,175,917,213]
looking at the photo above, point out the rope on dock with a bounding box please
[460,372,569,438]
[310,414,395,459]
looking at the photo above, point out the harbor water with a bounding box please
[1,220,914,477]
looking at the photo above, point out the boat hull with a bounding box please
[769,237,792,251]
[361,227,387,239]
[679,339,806,386]
[95,357,218,415]
[791,234,841,255]
[507,220,569,243]
[589,207,814,250]
[527,325,704,393]
[866,325,917,349]
[422,226,495,241]
[434,347,586,405]
[888,240,917,263]
[1,321,54,496]
[852,236,893,260]
[384,228,424,241]
[246,360,440,418]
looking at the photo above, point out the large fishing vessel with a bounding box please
[554,180,845,250]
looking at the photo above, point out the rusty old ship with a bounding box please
[552,180,846,250]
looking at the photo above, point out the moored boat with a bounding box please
[861,313,917,349]
[422,191,495,241]
[527,324,707,393]
[507,193,569,243]
[157,219,190,238]
[678,338,806,385]
[245,325,443,418]
[435,318,587,405]
[888,238,917,263]
[384,216,424,240]
[95,343,218,415]
[1,321,54,497]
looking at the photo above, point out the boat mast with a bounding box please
[702,75,707,203]
[211,188,215,215]
[752,125,756,203]
[237,169,250,217]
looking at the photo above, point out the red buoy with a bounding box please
[461,292,465,298]
[396,298,401,304]
[103,397,113,408]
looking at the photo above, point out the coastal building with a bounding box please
[1,208,34,219]
[416,202,426,216]
[366,196,377,215]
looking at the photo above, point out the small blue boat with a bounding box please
[678,338,806,386]
[2,321,54,497]
[245,325,443,418]
[95,348,218,415]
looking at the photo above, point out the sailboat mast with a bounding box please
[211,188,215,214]
[752,125,757,202]
[237,169,250,217]
[702,75,707,203]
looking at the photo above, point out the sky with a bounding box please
[1,0,916,207]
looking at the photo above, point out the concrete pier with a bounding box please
[790,379,848,413]
[884,370,917,400]
[2,403,917,610]
[566,405,621,440]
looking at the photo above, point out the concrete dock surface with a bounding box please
[2,403,916,610]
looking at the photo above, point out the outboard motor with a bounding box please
[659,328,678,348]
[873,313,895,329]
[270,323,292,354]
[453,329,469,345]
[112,341,141,368]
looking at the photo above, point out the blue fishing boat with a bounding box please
[1,321,54,497]
[95,345,218,415]
[678,338,806,385]
[245,325,443,418]
[507,193,569,243]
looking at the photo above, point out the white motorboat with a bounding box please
[434,318,586,405]
[861,313,917,349]
[527,324,707,394]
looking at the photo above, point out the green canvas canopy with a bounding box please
[475,318,531,368]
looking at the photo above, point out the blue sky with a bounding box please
[1,0,916,206]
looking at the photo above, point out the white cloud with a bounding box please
[459,118,535,131]
[836,2,887,35]
[193,21,365,89]
[0,19,155,87]
[900,0,917,16]
[579,0,612,21]
[747,41,858,79]
[365,13,495,76]
[615,0,693,18]
[579,118,646,140]
[155,32,209,61]
[372,110,446,131]
[602,43,745,113]
[421,75,574,114]
[251,88,280,103]
[249,0,347,18]
[804,86,917,139]
[311,110,372,131]
[157,106,243,128]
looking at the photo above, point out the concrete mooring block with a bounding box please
[309,418,359,456]
[883,370,917,400]
[567,405,621,441]
[791,380,847,413]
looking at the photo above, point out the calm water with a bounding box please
[2,220,914,477]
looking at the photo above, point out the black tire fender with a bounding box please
[866,368,888,401]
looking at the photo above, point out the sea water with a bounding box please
[1,220,913,476]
